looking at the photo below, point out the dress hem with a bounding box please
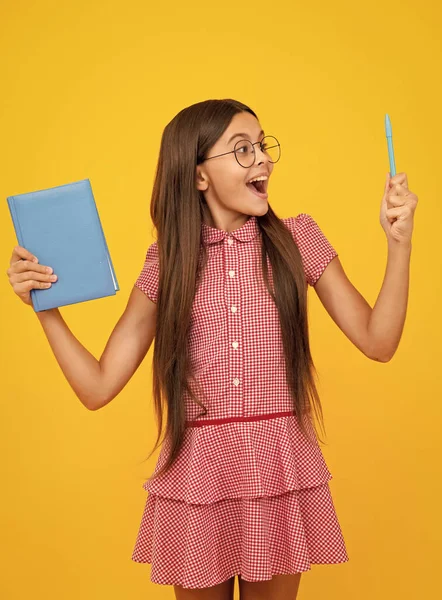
[131,560,350,589]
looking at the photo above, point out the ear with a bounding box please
[195,165,209,191]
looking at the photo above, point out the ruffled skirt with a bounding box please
[131,481,349,589]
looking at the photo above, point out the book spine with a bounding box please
[7,196,40,311]
[87,180,119,291]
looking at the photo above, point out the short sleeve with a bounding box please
[283,213,338,286]
[135,241,159,302]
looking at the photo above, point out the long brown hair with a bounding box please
[142,99,328,481]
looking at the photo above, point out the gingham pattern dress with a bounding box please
[131,213,349,589]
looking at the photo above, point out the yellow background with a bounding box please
[1,1,440,598]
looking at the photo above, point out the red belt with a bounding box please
[185,410,295,428]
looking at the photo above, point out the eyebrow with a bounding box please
[227,130,265,145]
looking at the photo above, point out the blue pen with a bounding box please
[385,113,396,177]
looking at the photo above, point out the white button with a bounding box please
[231,306,237,313]
[233,378,240,386]
[227,238,233,245]
[232,341,238,349]
[228,270,235,278]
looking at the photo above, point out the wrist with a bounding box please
[387,238,412,254]
[34,307,61,320]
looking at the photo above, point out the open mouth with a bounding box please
[246,179,268,199]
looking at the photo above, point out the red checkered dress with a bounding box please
[131,213,349,589]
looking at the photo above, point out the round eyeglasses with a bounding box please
[200,135,281,168]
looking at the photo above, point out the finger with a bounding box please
[392,183,409,197]
[14,279,53,294]
[7,258,52,278]
[390,172,408,190]
[12,269,56,284]
[387,195,407,207]
[10,245,38,266]
[385,206,404,222]
[386,206,412,222]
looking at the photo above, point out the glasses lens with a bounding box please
[234,140,255,168]
[260,136,280,164]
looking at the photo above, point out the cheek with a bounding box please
[215,166,246,194]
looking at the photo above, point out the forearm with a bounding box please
[35,308,103,409]
[368,240,412,362]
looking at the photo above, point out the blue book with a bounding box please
[7,178,119,312]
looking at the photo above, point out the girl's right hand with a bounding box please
[6,245,57,307]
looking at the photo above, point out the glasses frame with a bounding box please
[200,135,281,168]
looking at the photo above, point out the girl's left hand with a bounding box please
[380,172,418,245]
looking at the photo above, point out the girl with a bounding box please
[7,99,417,600]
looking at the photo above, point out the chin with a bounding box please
[248,202,269,216]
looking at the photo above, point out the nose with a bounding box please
[254,142,269,165]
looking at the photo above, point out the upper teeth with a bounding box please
[248,176,268,183]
